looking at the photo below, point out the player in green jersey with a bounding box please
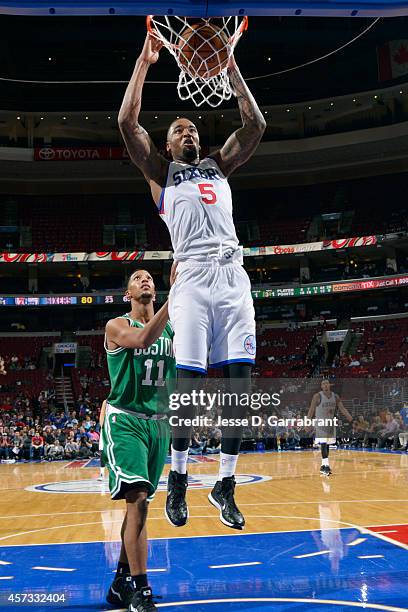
[104,268,176,612]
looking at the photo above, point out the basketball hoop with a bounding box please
[146,16,248,108]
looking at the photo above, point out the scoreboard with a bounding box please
[0,295,124,306]
[1,274,408,306]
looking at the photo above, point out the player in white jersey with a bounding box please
[119,33,265,530]
[308,379,353,476]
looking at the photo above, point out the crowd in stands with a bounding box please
[2,312,408,463]
[1,384,407,463]
[2,176,408,256]
[188,402,408,455]
[0,394,103,463]
[1,353,38,372]
[329,319,408,378]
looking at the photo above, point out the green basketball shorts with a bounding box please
[102,405,170,501]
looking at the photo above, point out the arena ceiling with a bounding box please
[0,14,408,110]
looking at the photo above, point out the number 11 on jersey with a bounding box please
[142,359,165,387]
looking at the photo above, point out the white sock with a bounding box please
[171,447,188,474]
[100,468,105,477]
[219,452,238,480]
[322,458,329,467]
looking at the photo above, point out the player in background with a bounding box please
[308,379,353,476]
[103,268,176,612]
[118,33,265,530]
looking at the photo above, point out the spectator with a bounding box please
[45,439,64,461]
[20,431,32,460]
[0,432,11,461]
[78,436,93,458]
[10,432,23,461]
[30,431,44,460]
[65,438,79,459]
[377,413,400,449]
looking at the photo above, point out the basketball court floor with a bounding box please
[0,449,407,611]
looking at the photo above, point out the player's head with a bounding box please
[166,117,200,163]
[321,378,331,393]
[126,269,155,305]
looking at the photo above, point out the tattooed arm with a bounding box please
[211,56,266,177]
[118,34,168,190]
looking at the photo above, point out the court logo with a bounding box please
[244,334,256,355]
[25,473,271,494]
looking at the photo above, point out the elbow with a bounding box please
[118,107,136,132]
[136,334,148,350]
[118,112,131,131]
[258,117,267,134]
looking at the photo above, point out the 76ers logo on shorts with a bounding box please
[244,334,256,356]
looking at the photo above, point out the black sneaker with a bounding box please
[208,476,245,530]
[165,470,188,527]
[106,575,134,607]
[129,586,157,612]
[320,465,332,477]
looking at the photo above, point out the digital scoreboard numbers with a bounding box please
[0,295,121,306]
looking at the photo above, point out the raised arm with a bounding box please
[212,56,266,177]
[106,302,169,350]
[118,34,168,188]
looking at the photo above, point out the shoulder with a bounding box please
[106,316,130,333]
[205,154,227,178]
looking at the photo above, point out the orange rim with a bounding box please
[230,16,248,44]
[146,15,155,36]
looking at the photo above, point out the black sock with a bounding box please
[116,561,130,576]
[132,574,148,591]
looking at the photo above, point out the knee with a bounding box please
[126,488,149,523]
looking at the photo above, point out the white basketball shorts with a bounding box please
[168,254,256,373]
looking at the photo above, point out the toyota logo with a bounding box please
[38,148,55,160]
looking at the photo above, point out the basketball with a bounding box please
[178,23,230,79]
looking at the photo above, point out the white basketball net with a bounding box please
[147,16,248,108]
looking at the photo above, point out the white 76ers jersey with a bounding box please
[157,157,240,261]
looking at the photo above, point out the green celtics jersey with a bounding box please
[105,314,176,416]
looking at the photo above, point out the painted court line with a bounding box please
[0,560,12,565]
[0,576,14,580]
[2,499,408,521]
[209,562,261,569]
[1,522,406,549]
[358,555,384,559]
[144,597,408,610]
[32,566,76,572]
[347,538,367,546]
[294,550,330,559]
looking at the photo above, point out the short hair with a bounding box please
[127,269,151,288]
[167,117,197,141]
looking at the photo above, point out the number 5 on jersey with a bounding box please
[198,183,217,205]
